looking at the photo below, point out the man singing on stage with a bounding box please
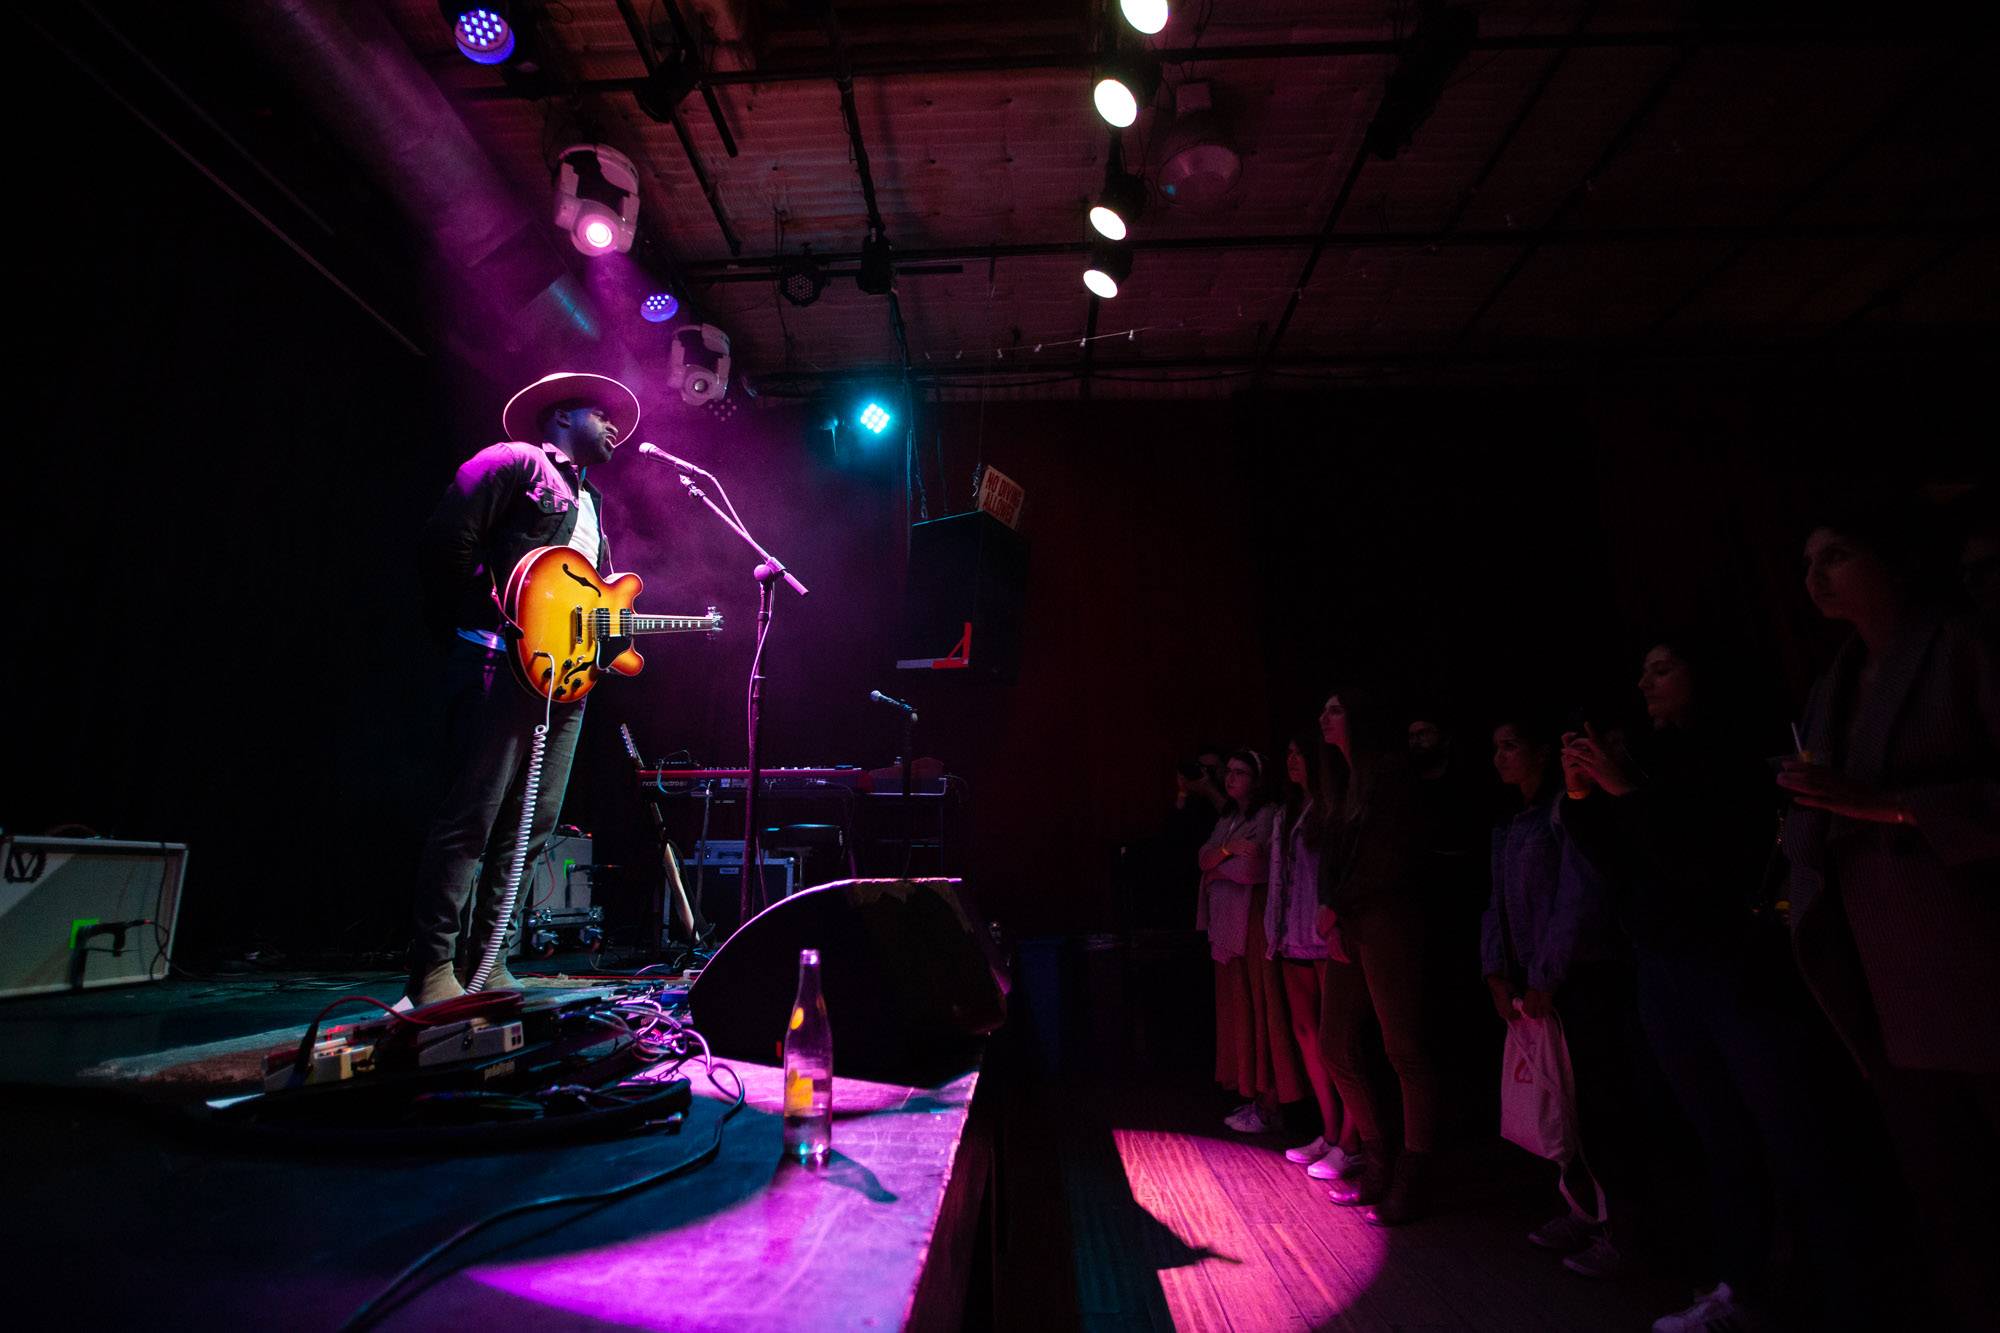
[405,371,641,1006]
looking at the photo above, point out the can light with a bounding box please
[452,8,515,65]
[1120,0,1170,36]
[1093,77,1140,129]
[859,402,893,435]
[1083,241,1133,299]
[641,293,679,323]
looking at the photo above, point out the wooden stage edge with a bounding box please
[382,1059,994,1332]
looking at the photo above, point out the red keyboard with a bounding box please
[638,767,874,792]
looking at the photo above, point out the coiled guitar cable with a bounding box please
[466,669,557,992]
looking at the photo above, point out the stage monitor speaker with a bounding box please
[688,877,1007,1084]
[898,512,1028,684]
[0,837,186,998]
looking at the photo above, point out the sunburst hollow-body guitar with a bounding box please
[501,545,723,702]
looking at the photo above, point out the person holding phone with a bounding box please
[1562,638,1880,1333]
[1781,505,2000,1329]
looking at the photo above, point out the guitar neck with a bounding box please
[631,616,713,634]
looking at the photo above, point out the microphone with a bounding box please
[636,442,707,474]
[869,689,918,721]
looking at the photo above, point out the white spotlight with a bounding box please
[1120,0,1170,35]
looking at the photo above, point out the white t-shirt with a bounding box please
[566,487,600,567]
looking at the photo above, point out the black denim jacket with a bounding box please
[420,441,611,637]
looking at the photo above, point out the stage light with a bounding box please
[1157,82,1241,211]
[641,292,679,323]
[1083,241,1133,299]
[857,229,895,296]
[1089,168,1146,241]
[1120,0,1170,35]
[859,401,893,435]
[447,6,515,65]
[669,324,732,406]
[553,144,640,256]
[1092,56,1159,129]
[779,248,829,308]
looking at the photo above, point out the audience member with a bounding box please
[1482,716,1631,1279]
[1266,732,1364,1181]
[1780,506,2000,1329]
[1315,688,1445,1226]
[1197,750,1299,1133]
[1563,639,1879,1333]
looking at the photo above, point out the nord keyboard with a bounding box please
[638,767,874,792]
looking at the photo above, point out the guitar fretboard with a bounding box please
[590,608,721,636]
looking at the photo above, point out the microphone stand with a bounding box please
[663,466,808,930]
[899,710,916,879]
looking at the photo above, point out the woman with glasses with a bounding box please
[1198,749,1300,1133]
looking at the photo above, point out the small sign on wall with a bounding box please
[973,464,1025,529]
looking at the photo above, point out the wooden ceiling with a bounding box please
[382,1,2000,396]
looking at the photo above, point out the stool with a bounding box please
[763,823,849,885]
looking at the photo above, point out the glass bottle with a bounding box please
[782,947,833,1165]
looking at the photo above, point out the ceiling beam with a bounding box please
[450,27,1931,99]
[1641,50,1965,341]
[1448,39,1703,351]
[676,218,1994,278]
[738,330,1985,389]
[820,6,912,379]
[611,0,742,256]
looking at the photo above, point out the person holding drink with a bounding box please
[1780,505,2000,1330]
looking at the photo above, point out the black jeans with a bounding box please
[1320,902,1442,1154]
[408,639,584,973]
[1554,962,1643,1225]
[1633,944,1877,1326]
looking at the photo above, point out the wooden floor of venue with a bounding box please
[1010,1076,1689,1333]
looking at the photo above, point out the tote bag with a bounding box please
[1500,1006,1604,1220]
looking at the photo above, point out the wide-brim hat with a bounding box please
[502,371,641,445]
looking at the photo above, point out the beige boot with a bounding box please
[405,961,465,1008]
[457,955,526,993]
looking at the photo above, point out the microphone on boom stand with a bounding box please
[868,689,918,723]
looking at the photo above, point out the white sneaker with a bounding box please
[1651,1283,1755,1333]
[1223,1102,1275,1133]
[1527,1210,1594,1252]
[1284,1135,1330,1164]
[1561,1233,1623,1278]
[1305,1145,1363,1180]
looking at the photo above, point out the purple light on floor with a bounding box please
[453,9,515,65]
[641,293,679,323]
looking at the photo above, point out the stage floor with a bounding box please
[0,973,990,1332]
